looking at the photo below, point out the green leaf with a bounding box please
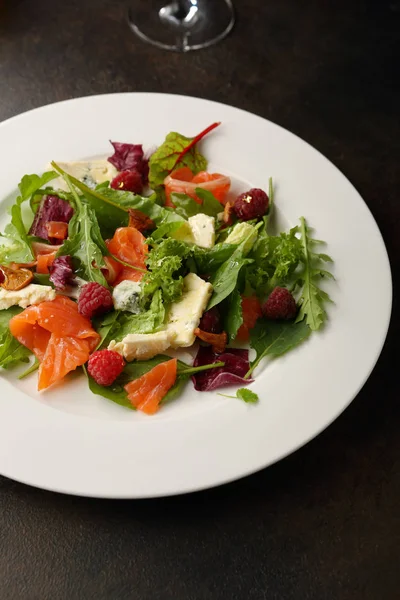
[57,200,108,286]
[170,193,201,219]
[0,307,31,369]
[18,358,39,379]
[0,171,59,264]
[224,289,243,342]
[86,356,224,410]
[193,188,222,216]
[113,290,165,341]
[18,172,58,202]
[149,222,185,241]
[171,189,221,219]
[237,388,259,403]
[218,387,259,403]
[207,229,258,309]
[192,243,237,273]
[93,310,121,350]
[148,131,207,189]
[295,217,334,331]
[246,318,311,378]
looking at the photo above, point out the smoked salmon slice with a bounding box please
[106,226,148,286]
[9,295,100,390]
[124,358,177,415]
[164,167,231,207]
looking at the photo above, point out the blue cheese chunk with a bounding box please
[188,214,215,249]
[112,281,142,314]
[0,284,56,310]
[108,274,213,361]
[109,331,170,362]
[49,160,118,191]
[167,273,213,348]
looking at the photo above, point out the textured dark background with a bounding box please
[0,1,399,598]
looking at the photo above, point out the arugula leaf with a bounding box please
[295,217,334,331]
[0,171,58,264]
[219,388,259,403]
[57,192,108,287]
[148,131,208,189]
[18,358,39,379]
[113,290,165,341]
[246,318,311,378]
[0,307,31,369]
[224,289,243,342]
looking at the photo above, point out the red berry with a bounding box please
[199,307,222,334]
[110,170,143,194]
[263,287,297,320]
[87,349,125,386]
[78,282,113,319]
[234,188,269,221]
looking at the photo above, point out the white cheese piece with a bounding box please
[109,331,170,362]
[112,281,142,314]
[0,284,56,310]
[49,160,118,191]
[188,214,215,249]
[108,274,213,361]
[167,273,213,348]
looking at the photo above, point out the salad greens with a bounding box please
[246,318,311,378]
[0,124,334,416]
[0,171,58,264]
[0,307,31,369]
[295,217,334,331]
[148,131,208,189]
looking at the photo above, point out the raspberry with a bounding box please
[233,188,269,221]
[78,282,113,319]
[199,307,222,334]
[263,287,297,320]
[110,170,143,194]
[87,349,125,386]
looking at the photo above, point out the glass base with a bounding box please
[128,0,235,52]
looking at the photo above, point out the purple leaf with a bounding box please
[192,346,253,392]
[29,195,73,244]
[49,256,74,290]
[108,141,149,184]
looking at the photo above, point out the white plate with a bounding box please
[0,93,392,498]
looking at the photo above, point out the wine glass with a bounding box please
[128,0,235,52]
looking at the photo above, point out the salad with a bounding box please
[0,123,333,414]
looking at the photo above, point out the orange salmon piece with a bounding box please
[124,359,177,415]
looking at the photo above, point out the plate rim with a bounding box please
[0,92,393,498]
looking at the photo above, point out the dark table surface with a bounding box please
[0,1,399,598]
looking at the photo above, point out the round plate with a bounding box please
[0,93,392,498]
